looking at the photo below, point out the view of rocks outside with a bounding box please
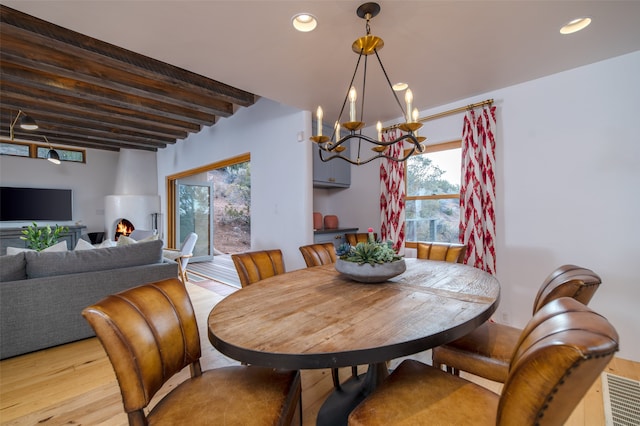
[209,162,251,254]
[405,149,461,243]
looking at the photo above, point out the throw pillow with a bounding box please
[98,239,116,248]
[6,246,34,255]
[74,238,96,251]
[43,241,68,252]
[6,241,67,254]
[117,235,137,246]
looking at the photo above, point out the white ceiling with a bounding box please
[4,0,640,125]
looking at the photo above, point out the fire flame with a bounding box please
[116,221,133,237]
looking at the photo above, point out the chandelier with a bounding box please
[310,2,425,165]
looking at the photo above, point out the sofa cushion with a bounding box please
[25,239,164,279]
[0,252,27,282]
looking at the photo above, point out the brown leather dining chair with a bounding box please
[349,297,619,426]
[432,264,602,383]
[415,241,467,263]
[299,242,337,267]
[82,278,301,426]
[345,232,377,246]
[231,249,286,288]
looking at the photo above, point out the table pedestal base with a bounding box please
[316,362,389,426]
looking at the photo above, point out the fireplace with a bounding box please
[114,218,135,240]
[104,195,161,241]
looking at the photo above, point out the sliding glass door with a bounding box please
[175,179,213,262]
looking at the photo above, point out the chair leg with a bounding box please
[331,368,341,389]
[351,365,359,378]
[177,262,186,283]
[444,365,460,376]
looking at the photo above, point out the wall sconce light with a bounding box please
[43,136,61,165]
[9,110,38,140]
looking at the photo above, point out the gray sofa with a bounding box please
[0,239,178,359]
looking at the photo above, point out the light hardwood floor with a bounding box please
[0,280,637,425]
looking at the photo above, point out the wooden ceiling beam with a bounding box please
[0,46,234,118]
[0,6,256,107]
[0,5,257,152]
[0,106,187,141]
[0,64,216,126]
[1,83,204,133]
[1,131,148,152]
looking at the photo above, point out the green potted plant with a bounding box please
[335,227,405,283]
[20,222,69,251]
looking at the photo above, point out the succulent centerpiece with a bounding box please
[335,228,406,283]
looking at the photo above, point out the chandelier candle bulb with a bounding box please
[316,106,323,136]
[349,87,357,122]
[377,121,382,141]
[335,121,341,140]
[405,89,413,122]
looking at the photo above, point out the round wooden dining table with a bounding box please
[208,258,500,425]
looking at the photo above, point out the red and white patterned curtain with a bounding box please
[460,106,497,274]
[380,129,405,254]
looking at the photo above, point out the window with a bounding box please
[0,139,85,163]
[405,140,461,245]
[36,146,85,163]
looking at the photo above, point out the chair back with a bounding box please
[178,232,198,268]
[345,233,377,246]
[299,243,337,267]
[416,242,467,263]
[82,278,201,421]
[232,249,285,288]
[497,297,618,425]
[532,264,601,314]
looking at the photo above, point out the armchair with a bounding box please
[163,232,198,283]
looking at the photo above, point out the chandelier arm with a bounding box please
[318,133,423,165]
[320,150,409,166]
[374,49,406,118]
[321,133,421,150]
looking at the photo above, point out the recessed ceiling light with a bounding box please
[560,17,592,35]
[292,13,317,32]
[392,82,408,91]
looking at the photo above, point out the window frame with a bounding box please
[404,139,462,249]
[0,138,86,164]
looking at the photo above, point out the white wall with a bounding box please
[113,149,159,195]
[156,98,313,271]
[319,51,640,361]
[0,147,119,233]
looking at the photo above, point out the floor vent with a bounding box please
[602,372,640,426]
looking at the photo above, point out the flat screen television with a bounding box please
[0,187,73,221]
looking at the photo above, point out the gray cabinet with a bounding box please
[312,123,351,188]
[0,225,86,255]
[313,227,358,249]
